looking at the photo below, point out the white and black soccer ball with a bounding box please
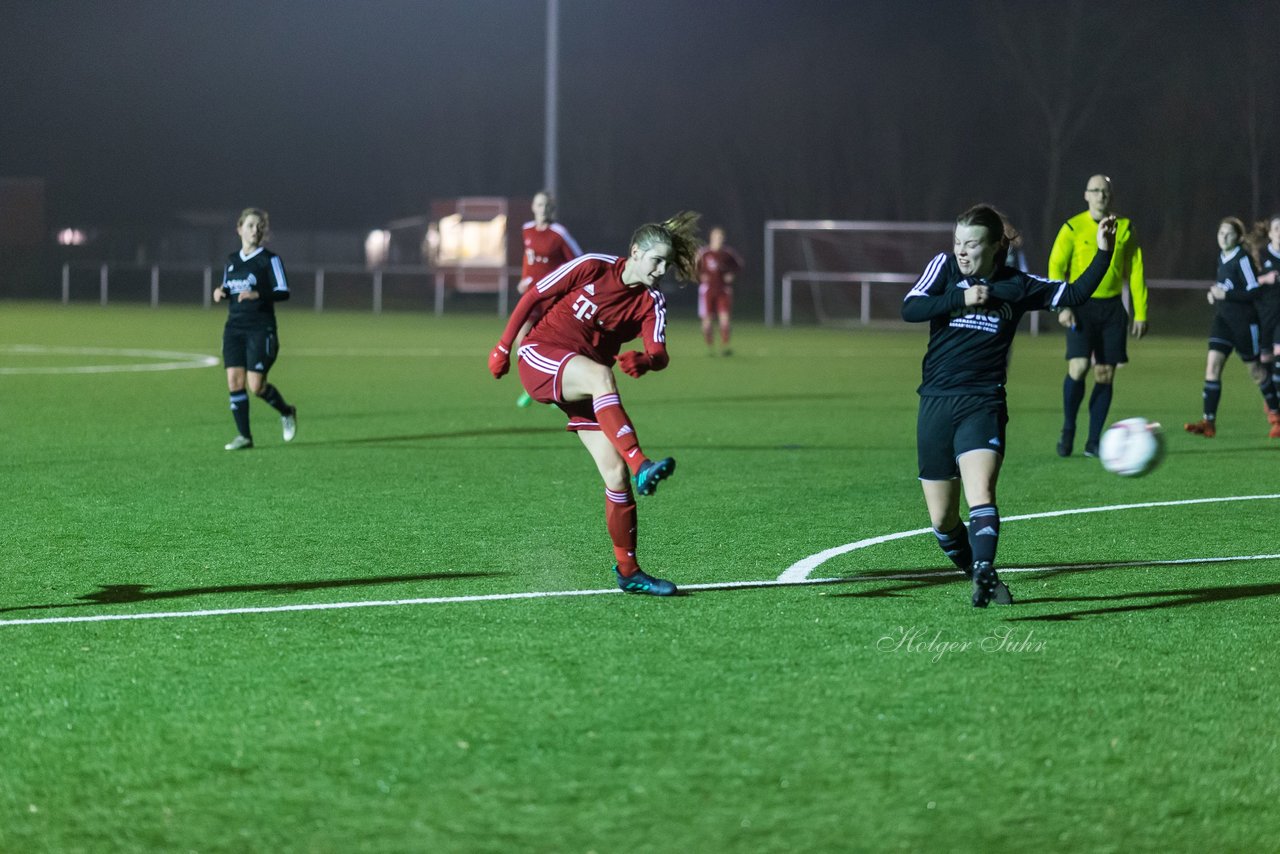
[1098,417,1164,477]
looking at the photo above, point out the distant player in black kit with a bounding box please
[213,207,297,450]
[902,204,1117,607]
[1184,217,1273,438]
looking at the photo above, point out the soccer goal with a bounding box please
[763,220,952,328]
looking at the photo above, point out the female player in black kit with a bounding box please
[1184,217,1275,439]
[902,205,1116,607]
[1248,214,1280,438]
[213,207,297,450]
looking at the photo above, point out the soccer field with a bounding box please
[1,302,1277,852]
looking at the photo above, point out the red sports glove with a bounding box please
[614,350,652,378]
[489,343,510,379]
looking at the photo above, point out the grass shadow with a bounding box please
[0,570,503,615]
[823,560,1280,619]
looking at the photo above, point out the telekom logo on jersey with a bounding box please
[572,294,599,321]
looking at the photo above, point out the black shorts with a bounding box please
[916,394,1008,480]
[1064,296,1129,365]
[222,325,279,373]
[1208,309,1260,362]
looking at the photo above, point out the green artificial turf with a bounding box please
[1,302,1277,852]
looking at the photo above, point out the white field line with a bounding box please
[775,494,1280,583]
[2,495,1278,629]
[2,554,1279,630]
[0,345,217,375]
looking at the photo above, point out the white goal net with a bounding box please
[764,220,953,328]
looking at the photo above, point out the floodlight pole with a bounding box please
[543,0,559,199]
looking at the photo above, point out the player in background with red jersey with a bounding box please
[489,212,702,596]
[514,191,582,407]
[696,226,743,355]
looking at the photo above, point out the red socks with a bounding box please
[593,393,645,475]
[605,487,638,576]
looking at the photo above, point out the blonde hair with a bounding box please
[630,211,703,282]
[237,207,270,235]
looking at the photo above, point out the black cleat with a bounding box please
[1083,438,1099,458]
[1056,428,1075,457]
[614,565,678,596]
[635,457,676,496]
[971,561,1009,608]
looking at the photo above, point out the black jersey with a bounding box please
[221,247,290,328]
[1260,246,1280,278]
[903,248,1113,397]
[1255,246,1280,305]
[1214,246,1259,318]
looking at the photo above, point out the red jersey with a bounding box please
[500,254,669,369]
[522,221,582,283]
[696,245,743,292]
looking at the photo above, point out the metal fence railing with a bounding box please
[57,262,521,316]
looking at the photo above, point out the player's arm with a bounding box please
[616,292,670,377]
[1047,223,1077,327]
[1050,217,1117,308]
[265,255,290,302]
[1226,257,1261,303]
[489,257,591,377]
[901,253,966,321]
[214,260,230,303]
[1127,240,1148,336]
[725,249,743,286]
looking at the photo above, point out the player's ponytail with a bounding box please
[1245,215,1279,266]
[630,211,703,283]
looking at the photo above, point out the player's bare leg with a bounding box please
[561,355,675,495]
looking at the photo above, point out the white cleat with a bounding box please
[281,408,297,442]
[224,435,253,451]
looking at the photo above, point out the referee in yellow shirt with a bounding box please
[1048,175,1148,456]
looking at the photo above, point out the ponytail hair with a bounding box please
[630,211,703,283]
[955,204,1016,259]
[1245,214,1280,265]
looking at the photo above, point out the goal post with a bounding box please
[763,219,1043,334]
[764,219,952,328]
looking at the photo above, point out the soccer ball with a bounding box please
[1098,417,1164,477]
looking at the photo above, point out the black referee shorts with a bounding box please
[916,394,1008,480]
[222,325,279,373]
[1064,296,1129,365]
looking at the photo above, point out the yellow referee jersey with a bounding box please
[1047,211,1147,322]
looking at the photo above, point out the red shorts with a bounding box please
[698,284,732,319]
[517,342,599,431]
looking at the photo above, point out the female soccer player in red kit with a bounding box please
[489,212,701,596]
[514,191,582,407]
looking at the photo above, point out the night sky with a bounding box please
[2,0,1276,275]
